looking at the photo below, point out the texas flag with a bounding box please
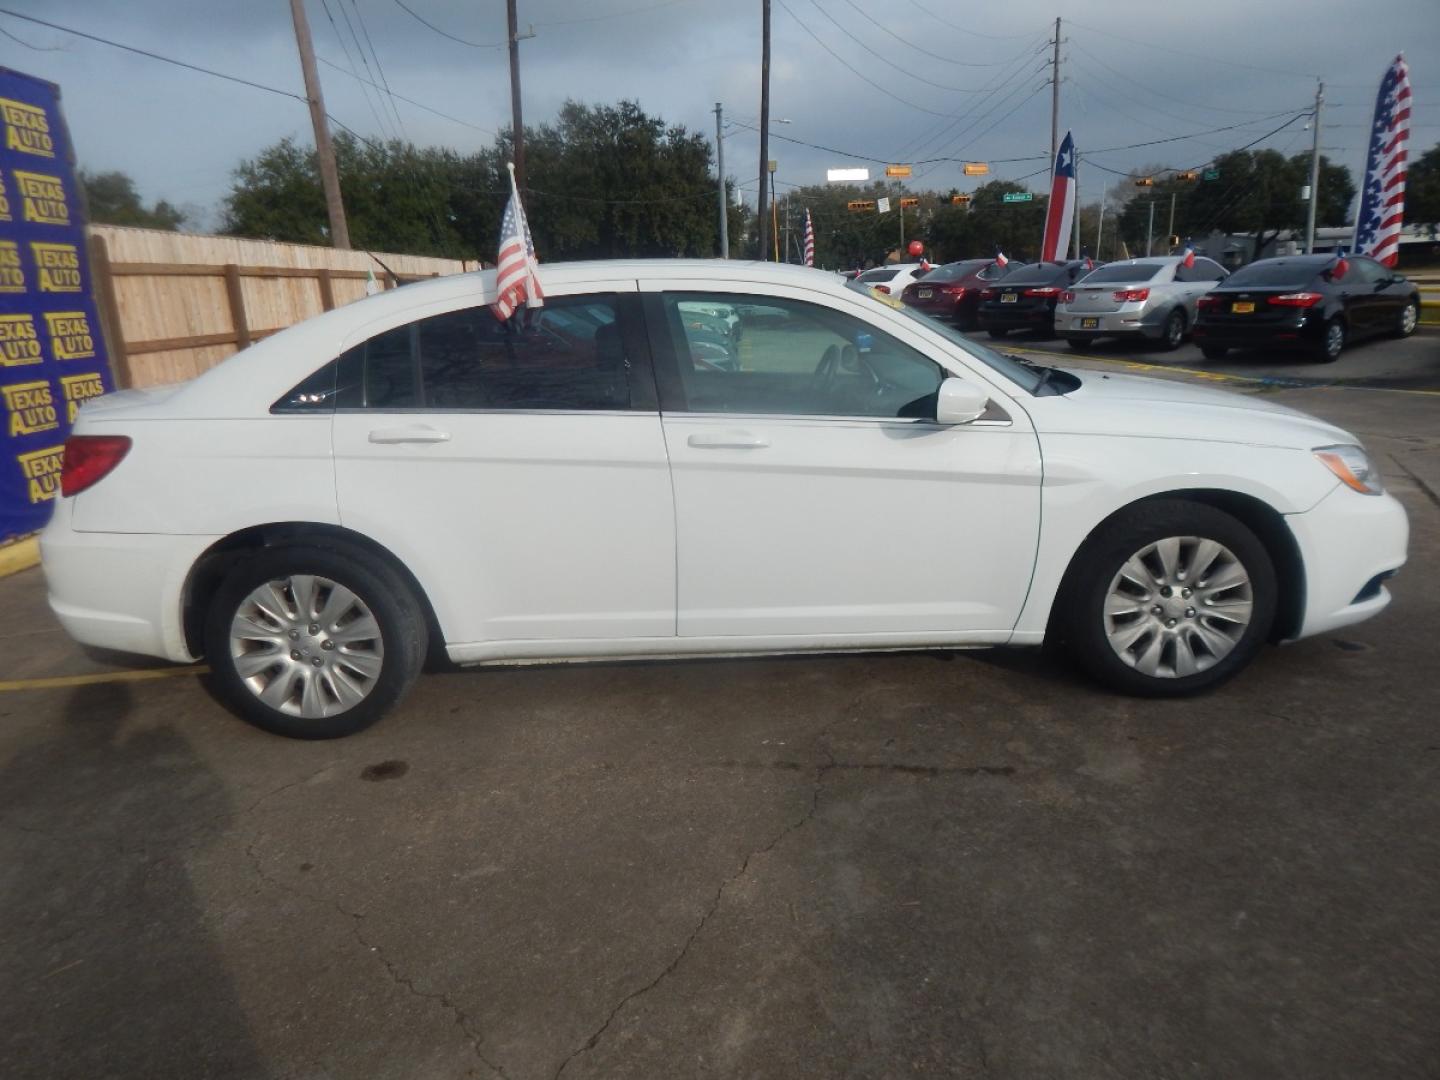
[994,246,1009,268]
[1040,130,1076,262]
[1181,239,1196,268]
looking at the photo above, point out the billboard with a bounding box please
[0,68,115,544]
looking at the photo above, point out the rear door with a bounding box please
[640,278,1043,641]
[330,289,675,650]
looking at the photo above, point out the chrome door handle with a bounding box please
[368,426,452,444]
[686,432,770,449]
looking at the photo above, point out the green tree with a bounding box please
[925,180,1049,263]
[1406,141,1440,228]
[80,169,185,230]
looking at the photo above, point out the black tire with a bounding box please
[1053,500,1277,697]
[1393,298,1419,338]
[1312,318,1344,363]
[987,328,1009,340]
[204,544,427,739]
[1200,345,1228,360]
[1066,338,1088,350]
[1159,309,1186,352]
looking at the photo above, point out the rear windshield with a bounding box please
[994,264,1064,286]
[1077,263,1164,283]
[858,268,898,283]
[923,260,990,283]
[1223,261,1323,288]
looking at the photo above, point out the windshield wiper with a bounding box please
[1033,365,1056,395]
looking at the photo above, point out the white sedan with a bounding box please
[42,260,1407,738]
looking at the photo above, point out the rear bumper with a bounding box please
[1055,308,1168,340]
[1192,314,1321,349]
[978,305,1053,330]
[1286,483,1408,640]
[39,498,216,663]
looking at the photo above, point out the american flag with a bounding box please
[491,162,544,321]
[1040,130,1076,262]
[803,208,815,267]
[1352,55,1411,268]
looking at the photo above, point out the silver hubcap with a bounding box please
[1401,304,1417,334]
[1326,322,1344,356]
[1167,314,1182,345]
[1103,536,1253,678]
[229,575,384,718]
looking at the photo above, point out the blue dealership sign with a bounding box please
[0,68,115,544]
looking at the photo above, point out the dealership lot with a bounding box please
[2,342,1438,1080]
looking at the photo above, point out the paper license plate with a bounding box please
[917,288,932,299]
[1001,292,1018,303]
[1081,317,1099,329]
[1231,301,1255,314]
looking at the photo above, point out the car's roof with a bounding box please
[1241,254,1349,267]
[1100,256,1188,266]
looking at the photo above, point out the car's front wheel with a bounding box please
[204,545,427,739]
[1055,500,1277,697]
[1393,299,1419,338]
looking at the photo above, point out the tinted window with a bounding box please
[339,295,637,411]
[662,293,945,419]
[1079,262,1165,284]
[1175,258,1226,283]
[926,260,995,283]
[858,268,899,283]
[997,263,1072,286]
[1346,257,1386,284]
[1224,260,1326,288]
[273,357,342,413]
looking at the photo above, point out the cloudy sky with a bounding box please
[2,0,1437,228]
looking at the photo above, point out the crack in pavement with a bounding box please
[551,754,832,1080]
[711,759,1016,778]
[1390,453,1440,511]
[244,839,509,1079]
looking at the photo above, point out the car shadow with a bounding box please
[0,683,266,1079]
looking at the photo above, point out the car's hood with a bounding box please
[1031,367,1355,450]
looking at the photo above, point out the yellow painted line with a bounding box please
[0,536,39,579]
[0,666,209,692]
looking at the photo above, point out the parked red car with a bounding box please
[900,258,1013,330]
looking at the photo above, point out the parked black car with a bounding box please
[976,260,1095,339]
[1192,254,1421,363]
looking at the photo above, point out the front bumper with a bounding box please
[1285,483,1408,640]
[39,497,217,663]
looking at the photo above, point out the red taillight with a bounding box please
[980,288,997,299]
[1196,295,1221,311]
[60,435,131,497]
[1025,287,1060,297]
[1060,290,1076,303]
[1113,288,1150,302]
[874,284,891,295]
[1269,292,1323,307]
[940,284,967,296]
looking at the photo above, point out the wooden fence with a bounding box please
[87,226,480,388]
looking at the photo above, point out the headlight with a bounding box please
[1314,444,1384,495]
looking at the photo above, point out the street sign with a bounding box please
[877,197,891,213]
[950,194,971,205]
[1001,192,1034,203]
[963,163,989,176]
[847,200,876,212]
[1202,168,1220,181]
[885,164,912,178]
[899,197,920,208]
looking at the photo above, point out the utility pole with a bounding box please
[289,0,350,248]
[1305,80,1325,253]
[758,0,772,260]
[1146,201,1155,256]
[1095,181,1107,258]
[507,0,526,193]
[714,103,729,258]
[1050,16,1061,165]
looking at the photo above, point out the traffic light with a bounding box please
[1175,171,1198,182]
[1135,176,1155,187]
[899,197,920,208]
[847,200,876,212]
[950,194,971,206]
[1169,235,1181,248]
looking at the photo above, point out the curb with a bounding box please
[0,536,40,579]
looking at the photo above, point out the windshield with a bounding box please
[891,301,1050,394]
[1223,260,1325,288]
[1078,262,1165,283]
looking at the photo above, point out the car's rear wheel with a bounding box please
[1312,318,1345,363]
[987,328,1008,339]
[1055,500,1276,697]
[1159,309,1186,351]
[1200,345,1228,360]
[1394,299,1419,338]
[204,545,427,739]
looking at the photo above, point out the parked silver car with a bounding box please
[1056,256,1228,351]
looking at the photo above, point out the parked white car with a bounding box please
[855,262,930,296]
[42,260,1407,738]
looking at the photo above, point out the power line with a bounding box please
[0,8,308,102]
[532,0,695,26]
[320,0,396,142]
[317,56,496,135]
[893,46,1047,163]
[343,0,406,136]
[1064,17,1318,81]
[0,22,66,50]
[907,1,1044,40]
[385,0,504,48]
[1067,37,1304,117]
[836,0,1046,69]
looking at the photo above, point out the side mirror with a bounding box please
[935,376,990,425]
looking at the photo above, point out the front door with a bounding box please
[641,282,1043,642]
[331,290,675,649]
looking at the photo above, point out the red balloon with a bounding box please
[907,240,925,257]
